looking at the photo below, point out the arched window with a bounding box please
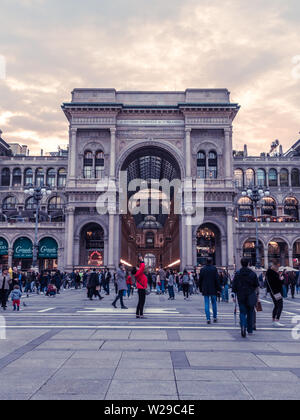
[268,169,278,187]
[95,151,105,178]
[234,169,244,188]
[24,168,33,186]
[208,151,217,179]
[237,197,253,222]
[35,168,44,187]
[12,168,22,187]
[257,169,266,187]
[3,196,17,210]
[25,196,37,210]
[291,169,300,187]
[83,151,93,179]
[1,168,10,186]
[46,168,56,187]
[57,168,67,188]
[280,169,289,187]
[284,197,299,221]
[197,151,206,179]
[48,196,64,221]
[261,197,277,217]
[245,168,255,186]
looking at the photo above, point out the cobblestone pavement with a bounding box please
[1,288,300,400]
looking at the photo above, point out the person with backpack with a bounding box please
[232,258,259,338]
[182,270,190,300]
[199,258,220,324]
[266,261,285,328]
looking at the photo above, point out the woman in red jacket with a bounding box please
[132,255,148,319]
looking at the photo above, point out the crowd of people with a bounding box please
[0,258,299,337]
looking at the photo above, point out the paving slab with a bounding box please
[71,351,122,361]
[20,350,73,360]
[31,393,106,400]
[257,355,300,369]
[108,380,177,396]
[38,378,111,395]
[234,370,300,382]
[243,382,300,400]
[52,367,116,380]
[114,368,175,381]
[186,352,266,368]
[175,369,239,382]
[129,330,168,340]
[177,381,252,400]
[90,330,131,340]
[178,331,234,341]
[117,358,173,369]
[35,340,103,350]
[105,394,179,400]
[269,342,300,354]
[121,351,172,361]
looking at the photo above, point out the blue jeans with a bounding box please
[161,280,165,294]
[127,284,131,297]
[168,286,175,299]
[239,303,254,334]
[204,296,217,321]
[282,285,288,298]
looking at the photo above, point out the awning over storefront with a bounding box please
[38,237,58,259]
[13,237,33,259]
[0,238,8,256]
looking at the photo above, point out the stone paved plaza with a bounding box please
[1,288,300,400]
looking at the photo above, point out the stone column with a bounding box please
[289,247,294,268]
[104,236,108,267]
[69,128,77,179]
[108,214,115,268]
[192,236,197,267]
[288,170,292,188]
[21,169,25,187]
[185,128,192,178]
[66,207,75,270]
[180,217,187,271]
[8,248,13,269]
[186,220,193,269]
[221,238,227,267]
[224,127,233,179]
[110,128,116,179]
[264,246,269,269]
[226,208,234,268]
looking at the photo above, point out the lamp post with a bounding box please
[242,186,270,268]
[24,185,52,271]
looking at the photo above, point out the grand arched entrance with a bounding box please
[196,223,221,267]
[80,223,104,267]
[120,146,182,270]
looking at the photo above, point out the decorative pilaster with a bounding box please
[110,128,116,179]
[224,127,233,179]
[226,207,234,268]
[69,128,77,179]
[8,248,13,269]
[108,214,115,268]
[185,128,192,178]
[288,247,294,268]
[65,207,75,270]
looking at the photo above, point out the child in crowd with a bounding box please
[11,285,22,311]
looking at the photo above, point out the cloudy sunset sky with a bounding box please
[0,0,299,155]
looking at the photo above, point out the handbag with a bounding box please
[136,278,150,295]
[266,278,282,301]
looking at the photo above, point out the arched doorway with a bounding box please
[120,146,182,268]
[268,239,288,267]
[242,239,264,268]
[13,237,33,270]
[80,223,104,267]
[196,223,221,266]
[0,238,8,270]
[38,237,58,271]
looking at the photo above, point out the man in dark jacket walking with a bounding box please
[232,258,259,338]
[199,258,220,324]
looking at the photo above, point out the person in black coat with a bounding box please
[266,262,284,327]
[199,258,220,324]
[232,258,259,338]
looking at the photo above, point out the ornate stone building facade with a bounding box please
[0,88,299,272]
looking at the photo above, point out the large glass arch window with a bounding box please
[234,169,244,188]
[3,196,17,210]
[245,168,255,186]
[268,169,278,187]
[24,168,33,186]
[95,150,105,179]
[291,169,300,187]
[57,168,67,188]
[280,169,289,187]
[25,196,37,210]
[48,195,64,221]
[197,151,206,179]
[1,168,10,186]
[257,169,266,187]
[35,168,44,187]
[208,151,217,179]
[83,151,93,179]
[12,168,22,187]
[46,168,56,187]
[261,197,277,218]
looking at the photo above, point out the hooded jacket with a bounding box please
[232,268,259,305]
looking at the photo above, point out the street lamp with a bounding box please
[24,185,52,271]
[242,186,270,269]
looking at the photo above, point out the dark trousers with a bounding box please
[271,295,283,320]
[168,286,175,299]
[136,289,146,316]
[113,290,125,307]
[0,290,8,308]
[239,303,255,334]
[183,284,189,298]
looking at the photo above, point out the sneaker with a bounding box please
[241,327,247,338]
[207,320,211,325]
[112,303,117,309]
[213,319,218,324]
[121,306,128,310]
[273,321,285,328]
